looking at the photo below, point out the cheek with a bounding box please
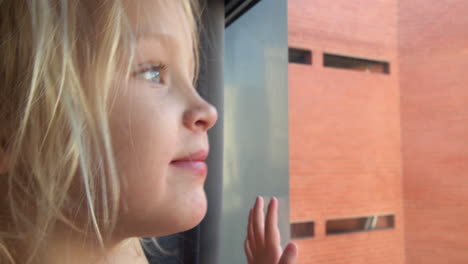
[108,90,178,217]
[112,117,175,208]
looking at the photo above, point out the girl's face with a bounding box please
[109,0,217,238]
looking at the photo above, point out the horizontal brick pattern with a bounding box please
[399,0,468,263]
[288,0,405,263]
[294,230,403,264]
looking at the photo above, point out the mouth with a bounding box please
[170,150,208,176]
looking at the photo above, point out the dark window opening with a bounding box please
[326,214,395,235]
[291,221,315,239]
[289,48,312,65]
[324,53,390,74]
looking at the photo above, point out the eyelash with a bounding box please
[134,63,168,85]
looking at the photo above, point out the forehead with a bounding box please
[123,0,193,44]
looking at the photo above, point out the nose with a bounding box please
[183,96,218,133]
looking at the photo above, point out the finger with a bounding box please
[247,208,256,251]
[278,243,298,264]
[265,197,282,259]
[244,238,253,263]
[252,196,265,248]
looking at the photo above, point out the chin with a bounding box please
[146,191,208,237]
[116,190,208,238]
[178,191,208,232]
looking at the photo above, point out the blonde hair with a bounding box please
[0,0,200,263]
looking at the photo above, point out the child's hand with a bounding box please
[244,196,298,264]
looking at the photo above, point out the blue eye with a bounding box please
[135,63,167,84]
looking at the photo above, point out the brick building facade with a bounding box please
[288,0,468,263]
[400,0,468,263]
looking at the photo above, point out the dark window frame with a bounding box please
[326,214,395,236]
[289,47,313,65]
[323,53,390,74]
[290,221,315,239]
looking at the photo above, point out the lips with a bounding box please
[170,150,208,176]
[172,150,209,162]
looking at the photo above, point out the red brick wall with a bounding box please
[288,0,405,263]
[399,1,468,263]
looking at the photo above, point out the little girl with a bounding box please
[0,0,297,263]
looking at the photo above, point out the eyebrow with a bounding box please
[136,32,178,47]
